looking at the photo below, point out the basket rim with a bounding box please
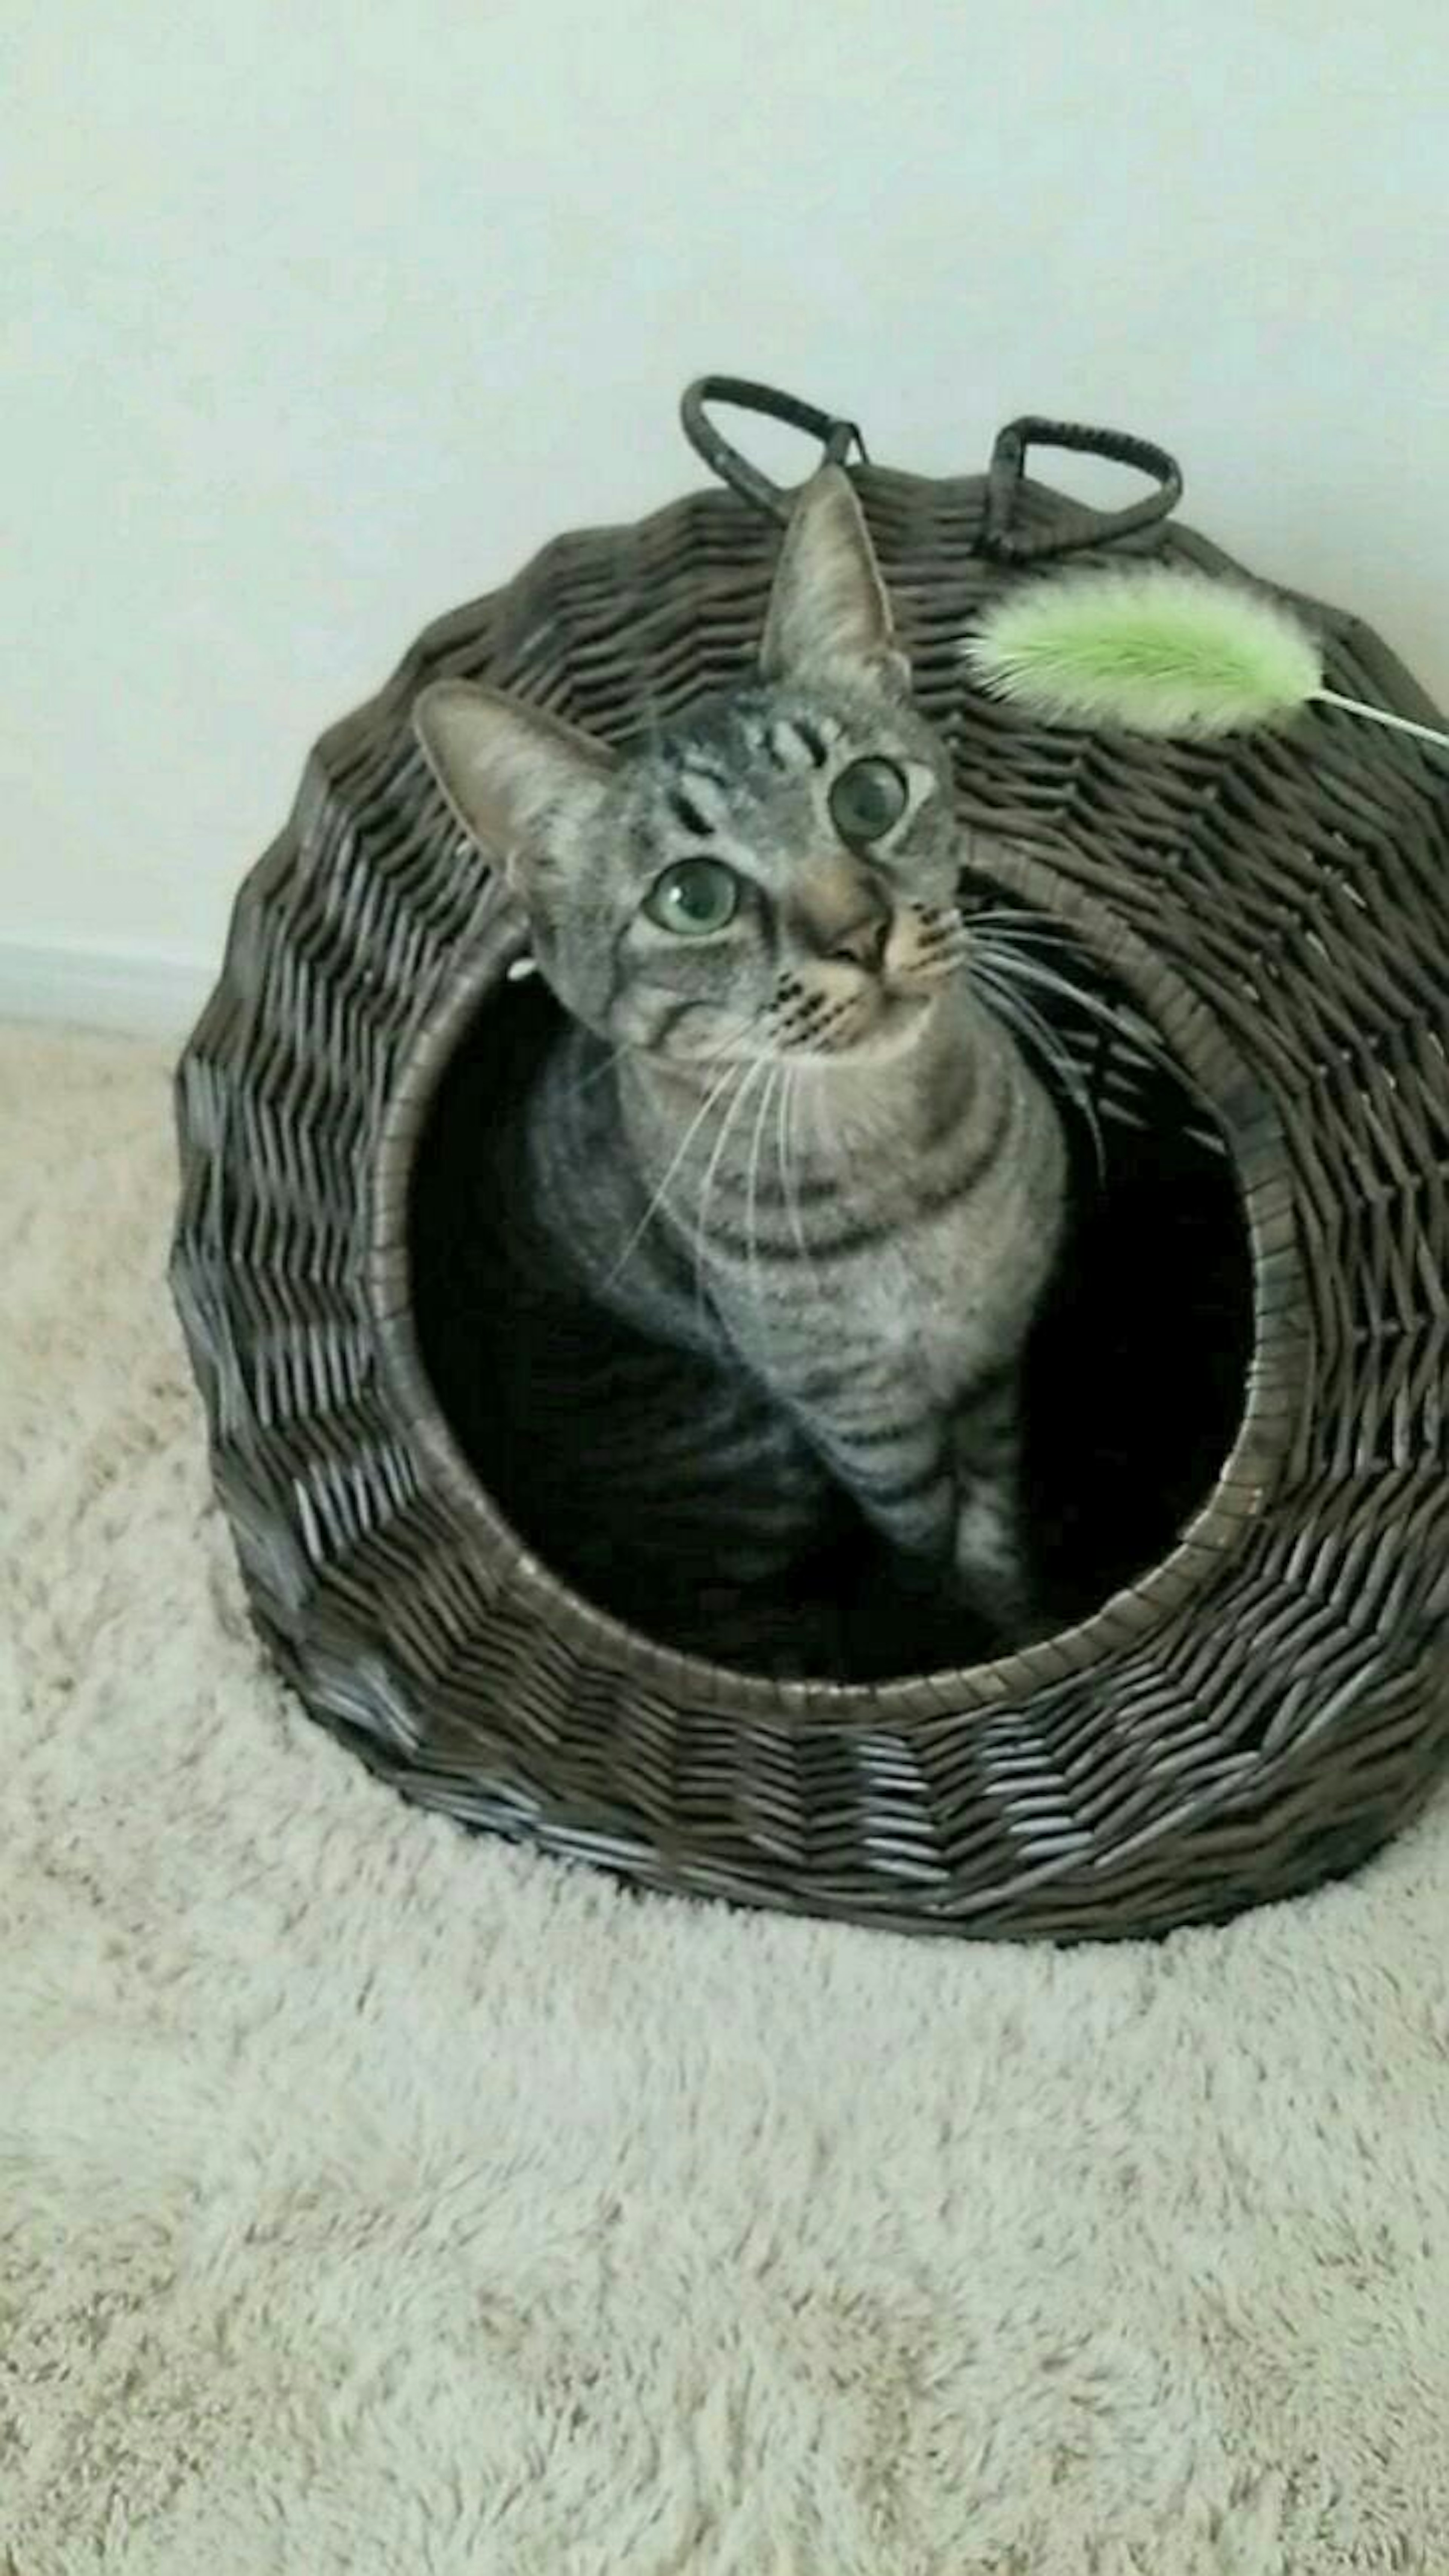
[368,838,1311,1726]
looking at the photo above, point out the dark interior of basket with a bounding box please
[408,863,1256,1684]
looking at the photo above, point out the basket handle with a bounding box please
[680,381,1183,558]
[980,415,1183,563]
[680,376,870,524]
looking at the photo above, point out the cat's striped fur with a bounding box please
[416,468,1068,1660]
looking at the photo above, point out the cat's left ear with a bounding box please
[760,466,910,700]
[413,680,616,883]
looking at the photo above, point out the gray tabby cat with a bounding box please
[415,467,1067,1654]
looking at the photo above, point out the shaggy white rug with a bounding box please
[4,1023,1449,2575]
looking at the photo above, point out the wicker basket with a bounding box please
[171,379,1449,1939]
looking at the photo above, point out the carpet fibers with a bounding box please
[3,1024,1449,2574]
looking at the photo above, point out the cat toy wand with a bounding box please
[962,567,1449,755]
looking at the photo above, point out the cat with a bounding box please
[413,465,1068,1669]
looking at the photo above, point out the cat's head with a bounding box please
[414,468,966,1068]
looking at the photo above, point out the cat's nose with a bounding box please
[795,865,892,971]
[828,909,891,971]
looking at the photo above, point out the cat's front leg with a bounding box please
[948,1366,1039,1642]
[786,1364,957,1575]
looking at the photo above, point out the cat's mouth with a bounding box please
[831,983,935,1063]
[880,985,932,1027]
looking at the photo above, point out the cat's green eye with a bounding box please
[829,757,908,845]
[645,857,740,937]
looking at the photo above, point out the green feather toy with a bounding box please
[964,567,1449,755]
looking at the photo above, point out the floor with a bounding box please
[4,1021,1448,2574]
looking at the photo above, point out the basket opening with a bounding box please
[408,916,1255,1685]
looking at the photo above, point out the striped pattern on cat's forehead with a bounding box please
[658,696,841,795]
[634,690,890,864]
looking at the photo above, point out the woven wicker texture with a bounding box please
[171,388,1449,1939]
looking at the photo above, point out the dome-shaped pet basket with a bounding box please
[171,380,1449,1939]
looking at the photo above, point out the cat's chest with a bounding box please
[713,1078,1067,1394]
[791,1137,1061,1366]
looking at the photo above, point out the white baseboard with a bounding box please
[0,941,215,1040]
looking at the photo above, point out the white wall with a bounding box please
[3,0,1446,1020]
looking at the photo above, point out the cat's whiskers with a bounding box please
[959,906,1078,948]
[904,911,973,985]
[970,957,1106,1178]
[565,1034,634,1110]
[578,995,777,1120]
[606,998,807,1298]
[972,929,1204,1104]
[603,1055,745,1290]
[743,1063,781,1321]
[947,902,1163,1169]
[691,1053,775,1322]
[777,1067,818,1287]
[569,1018,724,1114]
[795,997,862,1058]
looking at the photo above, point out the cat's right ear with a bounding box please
[760,465,909,700]
[413,680,616,884]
